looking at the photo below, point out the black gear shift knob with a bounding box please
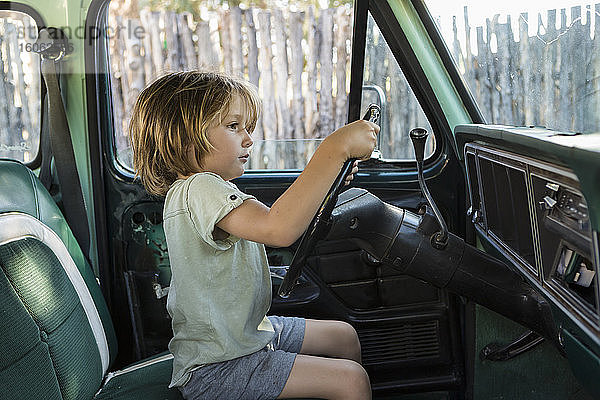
[409,127,428,163]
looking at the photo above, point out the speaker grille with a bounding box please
[358,321,440,365]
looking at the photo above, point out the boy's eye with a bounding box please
[227,123,238,130]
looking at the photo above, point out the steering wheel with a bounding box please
[278,104,381,298]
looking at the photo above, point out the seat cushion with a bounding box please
[95,353,182,400]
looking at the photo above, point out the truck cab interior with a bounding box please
[0,0,599,399]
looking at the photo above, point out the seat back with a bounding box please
[0,159,117,399]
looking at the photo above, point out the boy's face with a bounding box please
[201,95,253,180]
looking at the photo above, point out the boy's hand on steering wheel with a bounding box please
[326,119,380,161]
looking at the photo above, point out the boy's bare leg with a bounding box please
[277,354,371,400]
[300,319,362,363]
[276,319,370,399]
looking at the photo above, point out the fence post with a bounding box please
[496,17,514,124]
[570,6,588,132]
[289,10,305,140]
[590,4,600,132]
[178,13,197,70]
[475,24,492,121]
[229,7,244,77]
[4,23,22,143]
[245,9,262,147]
[113,15,130,151]
[289,10,305,167]
[148,12,164,75]
[219,10,232,73]
[162,11,181,71]
[541,9,558,130]
[245,10,260,88]
[257,10,277,168]
[23,17,41,154]
[463,6,474,85]
[272,9,291,139]
[557,9,571,130]
[196,20,219,70]
[305,6,319,140]
[582,5,595,133]
[452,16,463,74]
[124,18,146,98]
[139,10,156,81]
[334,6,349,130]
[7,21,30,147]
[319,8,334,138]
[0,20,11,152]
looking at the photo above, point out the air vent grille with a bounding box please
[358,321,440,365]
[477,157,536,267]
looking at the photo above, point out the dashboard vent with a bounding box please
[476,157,536,267]
[358,321,440,365]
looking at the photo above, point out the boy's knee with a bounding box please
[339,360,371,396]
[334,321,361,359]
[332,321,358,343]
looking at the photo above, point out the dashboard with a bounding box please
[464,143,599,336]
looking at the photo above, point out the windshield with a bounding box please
[426,0,600,134]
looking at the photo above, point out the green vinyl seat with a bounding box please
[0,159,182,400]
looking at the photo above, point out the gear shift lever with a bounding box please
[409,127,448,249]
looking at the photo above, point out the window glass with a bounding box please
[362,12,435,161]
[107,1,354,171]
[426,0,600,133]
[0,11,40,163]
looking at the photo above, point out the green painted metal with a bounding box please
[473,305,592,400]
[386,0,471,145]
[562,329,600,399]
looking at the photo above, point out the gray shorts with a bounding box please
[179,315,305,400]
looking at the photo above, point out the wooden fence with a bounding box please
[0,13,40,164]
[449,4,600,133]
[2,4,600,168]
[109,5,355,169]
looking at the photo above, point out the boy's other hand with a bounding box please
[344,160,359,186]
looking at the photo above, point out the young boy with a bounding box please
[130,71,379,400]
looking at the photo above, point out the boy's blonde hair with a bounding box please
[129,71,261,196]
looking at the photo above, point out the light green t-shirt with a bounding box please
[163,172,274,388]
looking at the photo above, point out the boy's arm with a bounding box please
[217,120,378,248]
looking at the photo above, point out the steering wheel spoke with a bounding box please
[278,104,381,298]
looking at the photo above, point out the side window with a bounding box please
[107,2,354,172]
[362,12,435,161]
[0,11,40,163]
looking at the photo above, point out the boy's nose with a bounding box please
[242,130,253,147]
